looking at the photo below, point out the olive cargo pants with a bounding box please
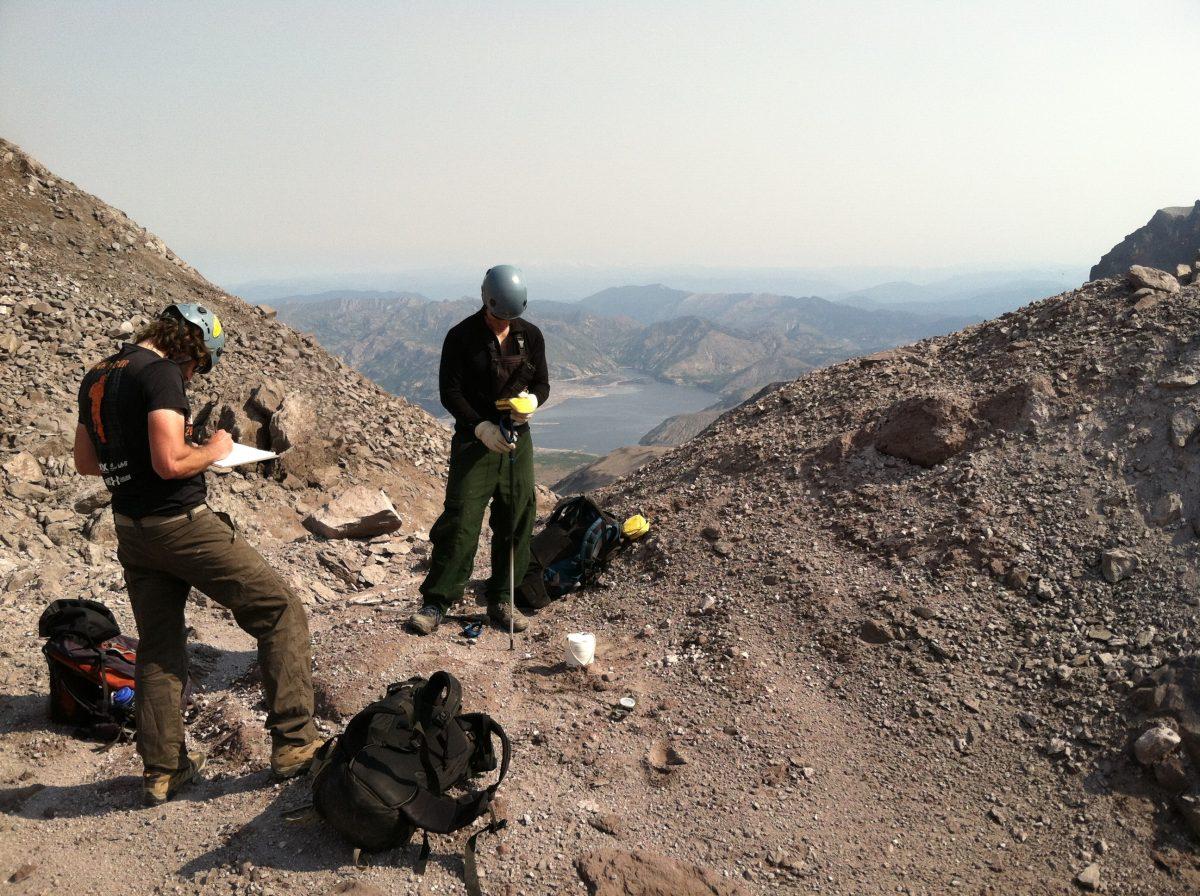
[419,429,536,612]
[116,508,317,775]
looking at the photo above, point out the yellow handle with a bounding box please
[508,394,538,415]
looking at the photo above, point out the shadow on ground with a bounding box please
[0,767,271,819]
[173,783,476,881]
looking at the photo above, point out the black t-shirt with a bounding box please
[439,309,550,436]
[77,343,206,518]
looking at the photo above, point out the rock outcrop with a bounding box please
[1091,202,1200,281]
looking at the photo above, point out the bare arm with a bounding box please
[148,409,232,479]
[73,423,102,476]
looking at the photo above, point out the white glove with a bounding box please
[475,421,514,454]
[510,391,539,425]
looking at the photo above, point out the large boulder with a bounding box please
[302,486,403,539]
[270,393,317,453]
[872,391,974,468]
[217,402,267,450]
[248,379,285,418]
[1128,265,1181,294]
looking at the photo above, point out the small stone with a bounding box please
[588,813,624,837]
[7,864,35,884]
[1006,567,1031,591]
[1157,374,1198,390]
[1075,863,1101,891]
[859,619,894,644]
[1170,408,1200,447]
[359,563,388,587]
[1133,725,1181,766]
[2,451,43,482]
[1151,493,1183,526]
[712,540,733,557]
[1100,548,1138,583]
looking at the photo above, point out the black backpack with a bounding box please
[516,495,626,610]
[311,671,509,894]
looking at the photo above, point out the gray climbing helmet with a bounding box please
[481,265,527,320]
[160,302,225,373]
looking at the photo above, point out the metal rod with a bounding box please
[508,444,515,651]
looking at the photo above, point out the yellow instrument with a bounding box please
[621,514,650,540]
[495,393,539,416]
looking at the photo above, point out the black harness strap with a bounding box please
[463,806,508,896]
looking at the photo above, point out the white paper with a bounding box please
[212,442,278,469]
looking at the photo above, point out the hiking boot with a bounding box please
[408,604,444,635]
[143,751,206,807]
[271,738,324,779]
[487,601,529,632]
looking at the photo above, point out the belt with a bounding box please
[113,504,209,529]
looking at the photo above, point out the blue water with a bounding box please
[530,369,717,455]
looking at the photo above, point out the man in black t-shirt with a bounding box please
[408,265,550,636]
[75,303,321,806]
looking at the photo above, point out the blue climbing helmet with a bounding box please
[160,303,225,373]
[481,265,527,320]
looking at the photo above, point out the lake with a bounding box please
[528,369,718,455]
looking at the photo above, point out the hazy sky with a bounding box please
[1,1,1196,284]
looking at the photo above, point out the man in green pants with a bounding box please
[74,304,321,806]
[408,264,550,635]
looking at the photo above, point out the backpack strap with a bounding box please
[417,671,463,727]
[463,802,507,896]
[401,716,511,834]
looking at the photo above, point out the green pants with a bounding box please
[420,429,535,612]
[116,508,317,775]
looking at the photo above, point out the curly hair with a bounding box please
[134,317,210,366]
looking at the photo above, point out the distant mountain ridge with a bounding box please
[275,278,1059,418]
[269,288,428,306]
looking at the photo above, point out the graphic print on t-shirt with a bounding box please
[87,374,108,444]
[81,355,134,488]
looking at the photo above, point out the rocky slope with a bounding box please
[1092,203,1200,280]
[599,267,1200,894]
